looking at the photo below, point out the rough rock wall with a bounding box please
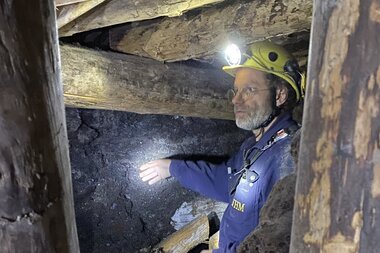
[65,108,249,253]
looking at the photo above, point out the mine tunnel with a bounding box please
[59,0,308,250]
[1,0,380,253]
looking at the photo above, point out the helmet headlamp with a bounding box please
[224,44,242,66]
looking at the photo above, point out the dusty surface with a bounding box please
[66,108,249,253]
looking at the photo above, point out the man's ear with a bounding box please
[276,85,288,107]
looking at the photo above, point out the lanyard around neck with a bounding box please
[228,127,296,196]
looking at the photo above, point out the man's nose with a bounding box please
[232,91,244,105]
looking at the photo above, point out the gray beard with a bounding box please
[235,106,273,131]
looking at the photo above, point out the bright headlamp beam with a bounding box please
[225,44,242,66]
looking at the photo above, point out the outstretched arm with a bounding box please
[169,159,231,203]
[139,158,232,202]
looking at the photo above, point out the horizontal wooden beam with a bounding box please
[57,0,106,29]
[109,0,312,62]
[60,45,234,120]
[58,0,225,37]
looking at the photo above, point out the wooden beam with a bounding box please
[57,0,106,29]
[109,0,312,62]
[0,1,79,252]
[60,44,234,120]
[290,0,380,252]
[58,0,225,37]
[55,0,88,7]
[209,231,219,250]
[154,215,209,253]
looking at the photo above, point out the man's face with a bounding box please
[232,68,274,130]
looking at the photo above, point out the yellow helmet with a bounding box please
[222,41,306,102]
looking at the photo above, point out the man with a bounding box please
[139,41,305,252]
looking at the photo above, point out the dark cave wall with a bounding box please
[65,108,250,253]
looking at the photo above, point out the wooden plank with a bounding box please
[0,1,79,252]
[109,0,312,62]
[57,0,106,29]
[154,215,210,253]
[58,0,225,37]
[290,0,380,252]
[60,44,234,120]
[55,0,88,7]
[209,231,219,250]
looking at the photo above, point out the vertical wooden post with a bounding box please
[290,0,380,252]
[0,1,79,252]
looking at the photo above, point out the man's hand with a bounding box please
[139,159,171,185]
[200,250,212,253]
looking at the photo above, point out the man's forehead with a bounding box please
[234,68,268,87]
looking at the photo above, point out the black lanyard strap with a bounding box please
[229,125,299,195]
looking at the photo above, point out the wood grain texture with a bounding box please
[58,0,225,36]
[0,1,79,252]
[109,0,312,62]
[60,44,235,120]
[290,0,380,252]
[154,215,209,253]
[57,0,106,29]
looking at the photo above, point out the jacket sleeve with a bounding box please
[169,158,233,203]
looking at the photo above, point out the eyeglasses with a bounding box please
[227,87,271,101]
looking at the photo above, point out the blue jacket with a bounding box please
[169,113,297,252]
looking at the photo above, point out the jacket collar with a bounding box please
[255,112,296,148]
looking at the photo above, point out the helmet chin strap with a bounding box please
[254,89,281,130]
[254,112,276,130]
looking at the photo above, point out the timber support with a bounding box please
[61,45,235,120]
[290,0,380,252]
[0,1,79,252]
